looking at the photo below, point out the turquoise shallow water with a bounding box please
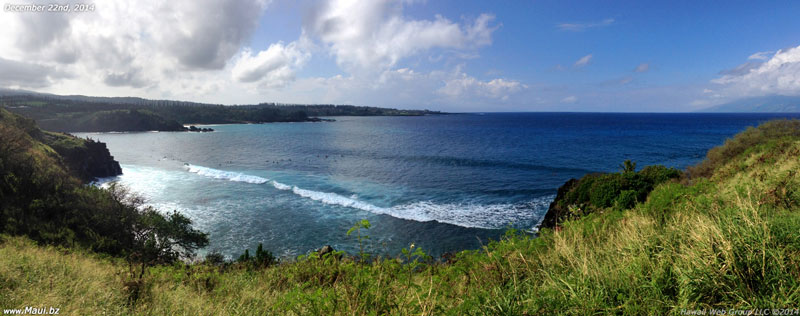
[76,112,800,258]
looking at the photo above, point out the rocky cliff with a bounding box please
[39,131,122,182]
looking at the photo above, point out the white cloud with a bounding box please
[711,44,800,98]
[748,51,773,60]
[557,18,614,32]
[0,0,515,110]
[306,0,498,75]
[574,54,593,68]
[0,0,269,70]
[438,71,526,101]
[560,96,578,103]
[256,66,527,111]
[231,41,310,87]
[634,63,649,73]
[0,0,270,95]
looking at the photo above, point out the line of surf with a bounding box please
[185,164,269,184]
[185,164,552,229]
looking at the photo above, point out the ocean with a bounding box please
[75,112,800,259]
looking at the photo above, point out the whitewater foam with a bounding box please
[186,164,552,229]
[185,164,269,184]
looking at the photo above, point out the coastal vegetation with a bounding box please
[1,112,799,314]
[0,93,441,132]
[0,108,207,298]
[540,161,681,229]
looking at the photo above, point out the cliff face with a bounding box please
[39,131,122,182]
[539,178,578,229]
[58,138,122,181]
[1,108,124,182]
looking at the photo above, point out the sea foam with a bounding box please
[186,164,551,229]
[185,164,269,184]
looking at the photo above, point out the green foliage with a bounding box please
[237,243,277,268]
[589,173,625,207]
[0,109,206,266]
[347,219,371,262]
[239,249,250,262]
[619,159,637,173]
[564,161,682,212]
[614,189,638,209]
[203,251,226,266]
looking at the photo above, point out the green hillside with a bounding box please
[1,92,443,132]
[1,117,799,314]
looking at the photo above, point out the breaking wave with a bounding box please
[186,164,552,229]
[185,164,269,184]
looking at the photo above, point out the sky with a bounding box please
[1,0,800,112]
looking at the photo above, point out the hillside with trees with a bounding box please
[0,108,207,292]
[0,91,443,132]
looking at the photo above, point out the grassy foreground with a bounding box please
[2,121,800,314]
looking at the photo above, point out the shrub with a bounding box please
[237,243,277,268]
[590,174,625,208]
[614,190,638,210]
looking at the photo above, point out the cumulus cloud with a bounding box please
[574,54,593,68]
[306,0,498,74]
[0,0,270,91]
[711,44,800,98]
[231,41,310,87]
[439,71,526,101]
[155,0,270,70]
[268,66,527,111]
[557,18,614,32]
[0,0,515,109]
[0,58,69,88]
[634,63,649,73]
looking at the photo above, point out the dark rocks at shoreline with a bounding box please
[187,125,214,132]
[315,245,342,260]
[307,117,336,122]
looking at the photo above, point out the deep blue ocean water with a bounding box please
[75,112,800,258]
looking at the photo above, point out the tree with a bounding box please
[124,206,207,280]
[620,159,637,173]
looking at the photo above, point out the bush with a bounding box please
[547,161,683,227]
[237,243,277,268]
[204,251,226,266]
[614,190,638,210]
[590,174,624,208]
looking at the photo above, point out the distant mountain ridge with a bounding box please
[0,89,443,132]
[702,95,800,113]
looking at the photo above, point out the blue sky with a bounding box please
[1,0,800,111]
